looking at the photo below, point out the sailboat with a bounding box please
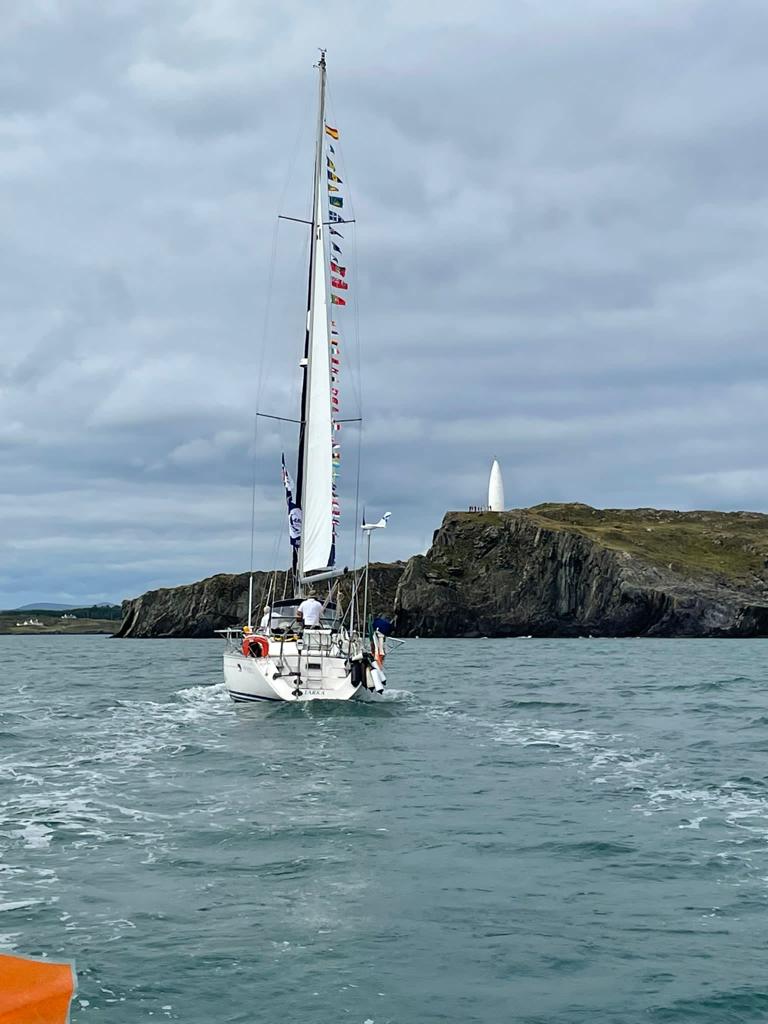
[221,53,397,703]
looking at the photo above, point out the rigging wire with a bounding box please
[248,214,280,577]
[247,99,314,584]
[325,82,365,578]
[350,220,364,576]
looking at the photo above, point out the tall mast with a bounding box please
[295,51,327,514]
[294,50,332,591]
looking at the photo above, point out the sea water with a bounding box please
[1,636,768,1023]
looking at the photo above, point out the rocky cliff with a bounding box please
[115,505,768,639]
[392,505,768,637]
[115,563,406,639]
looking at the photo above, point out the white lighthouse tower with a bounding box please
[488,459,505,512]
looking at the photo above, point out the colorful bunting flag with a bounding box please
[326,157,336,171]
[329,144,335,153]
[331,277,348,290]
[330,227,343,237]
[327,171,343,183]
[324,124,340,140]
[331,243,342,255]
[331,294,346,306]
[328,184,340,193]
[330,261,345,276]
[329,196,343,208]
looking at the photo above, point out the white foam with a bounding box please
[380,688,415,700]
[486,709,768,877]
[0,899,42,912]
[14,823,53,849]
[177,682,229,704]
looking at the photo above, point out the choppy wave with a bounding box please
[2,635,768,1023]
[481,703,768,883]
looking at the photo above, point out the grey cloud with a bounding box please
[2,0,768,607]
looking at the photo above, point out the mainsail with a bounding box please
[297,52,337,580]
[222,54,395,705]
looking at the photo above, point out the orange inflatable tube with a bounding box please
[0,953,76,1023]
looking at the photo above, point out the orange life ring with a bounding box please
[242,635,269,658]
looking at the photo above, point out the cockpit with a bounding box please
[262,598,339,634]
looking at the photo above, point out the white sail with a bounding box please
[299,66,335,578]
[221,53,401,705]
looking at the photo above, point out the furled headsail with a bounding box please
[296,54,349,583]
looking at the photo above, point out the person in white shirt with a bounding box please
[297,595,323,628]
[259,605,271,630]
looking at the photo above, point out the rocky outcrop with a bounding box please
[115,564,406,639]
[391,506,768,637]
[116,505,768,639]
[115,571,259,638]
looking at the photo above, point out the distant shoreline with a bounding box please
[0,617,118,636]
[0,629,115,636]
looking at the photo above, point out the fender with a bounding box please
[365,661,385,694]
[349,658,366,687]
[370,662,387,690]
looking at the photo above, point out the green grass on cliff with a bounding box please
[531,504,768,580]
[447,505,768,581]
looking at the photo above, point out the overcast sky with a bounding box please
[1,0,767,607]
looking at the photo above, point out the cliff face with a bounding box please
[116,505,768,639]
[392,506,768,637]
[115,564,406,639]
[115,571,258,638]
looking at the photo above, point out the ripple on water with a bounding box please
[1,635,768,1023]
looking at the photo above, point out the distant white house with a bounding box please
[15,618,44,627]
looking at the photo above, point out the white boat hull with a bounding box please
[224,648,379,703]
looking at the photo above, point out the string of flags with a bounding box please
[324,121,348,541]
[330,319,342,530]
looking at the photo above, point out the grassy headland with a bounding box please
[0,605,120,635]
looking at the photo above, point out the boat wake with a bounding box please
[471,710,768,884]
